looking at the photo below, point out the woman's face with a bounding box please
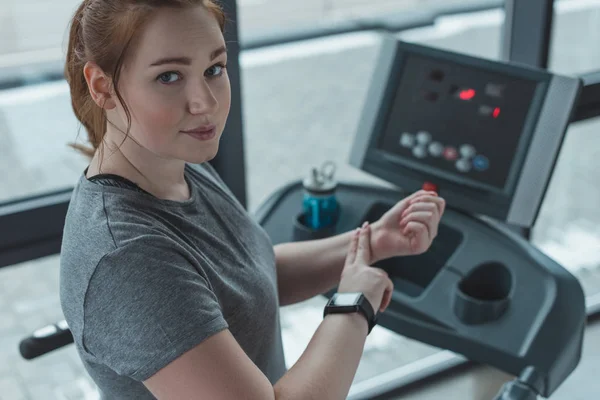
[109,6,231,164]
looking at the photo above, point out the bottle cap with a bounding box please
[303,161,337,194]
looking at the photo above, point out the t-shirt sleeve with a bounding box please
[82,235,229,381]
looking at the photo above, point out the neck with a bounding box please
[90,131,190,202]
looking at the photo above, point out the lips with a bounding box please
[181,124,216,134]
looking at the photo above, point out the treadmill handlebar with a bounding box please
[493,380,540,400]
[494,367,543,400]
[19,320,74,360]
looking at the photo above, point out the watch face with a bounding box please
[333,293,361,306]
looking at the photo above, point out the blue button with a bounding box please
[473,155,489,171]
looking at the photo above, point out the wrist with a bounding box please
[324,293,378,334]
[324,313,369,336]
[368,220,383,264]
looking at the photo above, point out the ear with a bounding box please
[83,61,117,110]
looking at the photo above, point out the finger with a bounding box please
[380,277,394,312]
[390,190,435,215]
[401,208,439,238]
[403,222,431,253]
[400,211,436,236]
[356,222,372,264]
[400,201,438,221]
[409,195,445,216]
[345,228,360,266]
[406,190,436,201]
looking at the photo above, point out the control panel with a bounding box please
[378,53,539,193]
[350,36,582,227]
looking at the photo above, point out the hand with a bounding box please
[369,190,446,263]
[338,222,394,313]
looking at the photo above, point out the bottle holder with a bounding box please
[292,212,337,241]
[454,261,512,325]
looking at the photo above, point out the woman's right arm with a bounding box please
[144,223,393,400]
[144,313,369,400]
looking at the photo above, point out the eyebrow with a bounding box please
[149,46,228,67]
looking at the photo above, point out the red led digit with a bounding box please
[459,89,476,100]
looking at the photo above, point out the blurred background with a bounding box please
[1,0,600,399]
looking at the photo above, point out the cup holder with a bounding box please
[292,212,337,241]
[454,262,512,325]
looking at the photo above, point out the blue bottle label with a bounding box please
[303,192,339,230]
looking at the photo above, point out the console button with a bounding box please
[416,131,432,145]
[429,142,444,157]
[456,159,472,173]
[473,155,490,171]
[400,132,415,148]
[443,147,458,161]
[422,182,438,192]
[413,146,427,159]
[460,144,476,158]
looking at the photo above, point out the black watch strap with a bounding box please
[323,293,378,334]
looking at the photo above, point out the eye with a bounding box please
[206,63,227,78]
[157,72,181,84]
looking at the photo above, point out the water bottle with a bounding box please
[302,161,339,230]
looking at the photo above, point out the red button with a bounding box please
[422,182,438,193]
[443,147,458,161]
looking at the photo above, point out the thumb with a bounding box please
[344,228,360,267]
[356,222,372,264]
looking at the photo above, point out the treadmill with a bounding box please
[20,35,586,400]
[254,36,586,399]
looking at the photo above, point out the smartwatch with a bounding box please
[323,292,377,334]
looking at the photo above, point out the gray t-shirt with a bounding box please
[59,162,287,399]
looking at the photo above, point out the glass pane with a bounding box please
[0,82,88,203]
[532,117,600,298]
[238,0,498,44]
[398,7,505,61]
[535,0,600,298]
[0,1,80,55]
[0,256,99,399]
[245,6,507,211]
[549,0,600,75]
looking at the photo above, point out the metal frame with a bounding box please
[573,71,600,122]
[0,189,71,269]
[4,0,600,398]
[208,0,247,209]
[501,0,555,240]
[502,0,554,69]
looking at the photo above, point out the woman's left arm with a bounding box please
[274,190,445,307]
[274,230,355,307]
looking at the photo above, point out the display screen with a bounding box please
[377,54,540,191]
[333,293,361,306]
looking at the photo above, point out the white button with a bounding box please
[456,159,471,173]
[460,144,476,158]
[413,146,427,159]
[429,142,443,157]
[400,133,414,148]
[417,131,432,144]
[57,320,69,330]
[33,325,58,338]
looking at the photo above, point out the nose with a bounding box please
[188,79,218,115]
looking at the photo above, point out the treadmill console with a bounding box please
[350,37,582,227]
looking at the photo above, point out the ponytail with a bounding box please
[65,1,106,159]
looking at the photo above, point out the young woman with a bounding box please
[59,1,446,399]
